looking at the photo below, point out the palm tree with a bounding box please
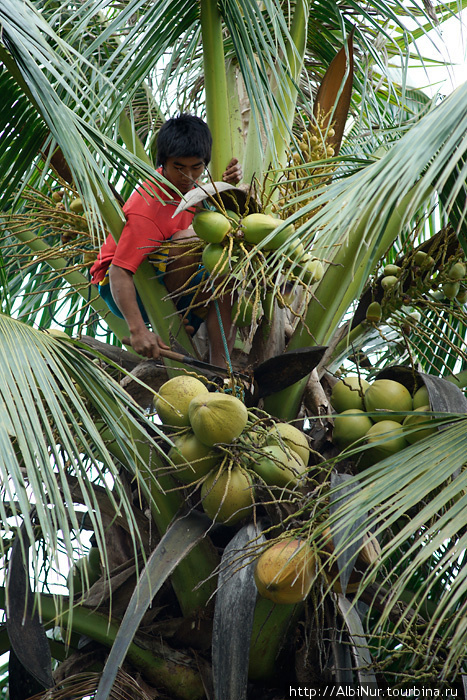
[1,0,467,697]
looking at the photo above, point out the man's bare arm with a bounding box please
[109,264,169,359]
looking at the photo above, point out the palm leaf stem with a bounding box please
[0,587,205,700]
[200,0,232,180]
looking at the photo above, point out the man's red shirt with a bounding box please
[90,171,194,284]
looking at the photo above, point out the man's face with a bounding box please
[162,156,206,194]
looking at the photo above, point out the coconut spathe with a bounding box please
[188,392,248,446]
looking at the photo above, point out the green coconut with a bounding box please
[383,264,401,277]
[381,275,399,291]
[403,405,437,444]
[265,422,309,466]
[70,197,84,213]
[413,385,430,409]
[366,301,382,323]
[168,431,221,483]
[202,243,230,275]
[365,420,408,463]
[231,295,261,327]
[364,379,413,422]
[301,258,324,284]
[193,210,231,243]
[155,376,208,427]
[448,262,466,281]
[333,409,374,449]
[253,444,306,488]
[201,467,253,524]
[443,281,460,300]
[263,222,295,250]
[241,213,279,245]
[330,376,370,413]
[188,392,248,446]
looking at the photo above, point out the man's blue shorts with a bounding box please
[98,264,207,334]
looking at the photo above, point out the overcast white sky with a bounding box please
[407,11,467,96]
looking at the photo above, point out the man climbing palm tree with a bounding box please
[90,113,242,367]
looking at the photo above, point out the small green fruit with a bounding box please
[403,406,437,444]
[202,243,230,275]
[232,296,261,327]
[193,210,231,243]
[201,467,253,524]
[331,376,370,413]
[364,379,413,422]
[448,262,466,281]
[70,197,84,213]
[366,301,382,323]
[366,420,408,460]
[168,432,221,483]
[413,385,430,409]
[413,250,435,268]
[383,264,401,277]
[253,445,306,488]
[443,281,460,300]
[381,275,399,291]
[333,409,374,449]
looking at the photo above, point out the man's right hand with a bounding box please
[129,326,169,359]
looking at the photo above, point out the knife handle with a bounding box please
[122,337,186,363]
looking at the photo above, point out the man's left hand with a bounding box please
[222,158,243,185]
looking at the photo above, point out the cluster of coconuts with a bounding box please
[330,375,437,465]
[367,255,467,325]
[192,208,324,324]
[155,375,310,525]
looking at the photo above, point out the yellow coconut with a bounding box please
[188,392,248,446]
[192,210,231,243]
[201,467,253,524]
[254,538,317,604]
[364,379,413,422]
[330,376,370,413]
[265,422,309,466]
[168,431,221,483]
[253,444,306,488]
[155,376,208,427]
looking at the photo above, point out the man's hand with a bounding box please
[222,158,243,185]
[129,326,170,359]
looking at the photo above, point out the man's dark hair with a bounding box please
[156,113,212,166]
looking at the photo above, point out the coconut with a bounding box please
[155,376,208,427]
[383,264,401,277]
[443,281,460,300]
[193,210,231,243]
[253,444,306,488]
[365,420,408,462]
[263,222,295,250]
[330,376,370,413]
[403,405,437,444]
[201,467,253,524]
[254,538,317,604]
[231,296,261,327]
[202,243,230,275]
[70,197,84,213]
[333,409,374,449]
[265,422,309,466]
[364,379,412,422]
[168,431,221,483]
[413,385,430,409]
[241,213,279,245]
[381,275,399,291]
[301,258,324,284]
[366,301,382,323]
[188,392,248,446]
[448,261,466,281]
